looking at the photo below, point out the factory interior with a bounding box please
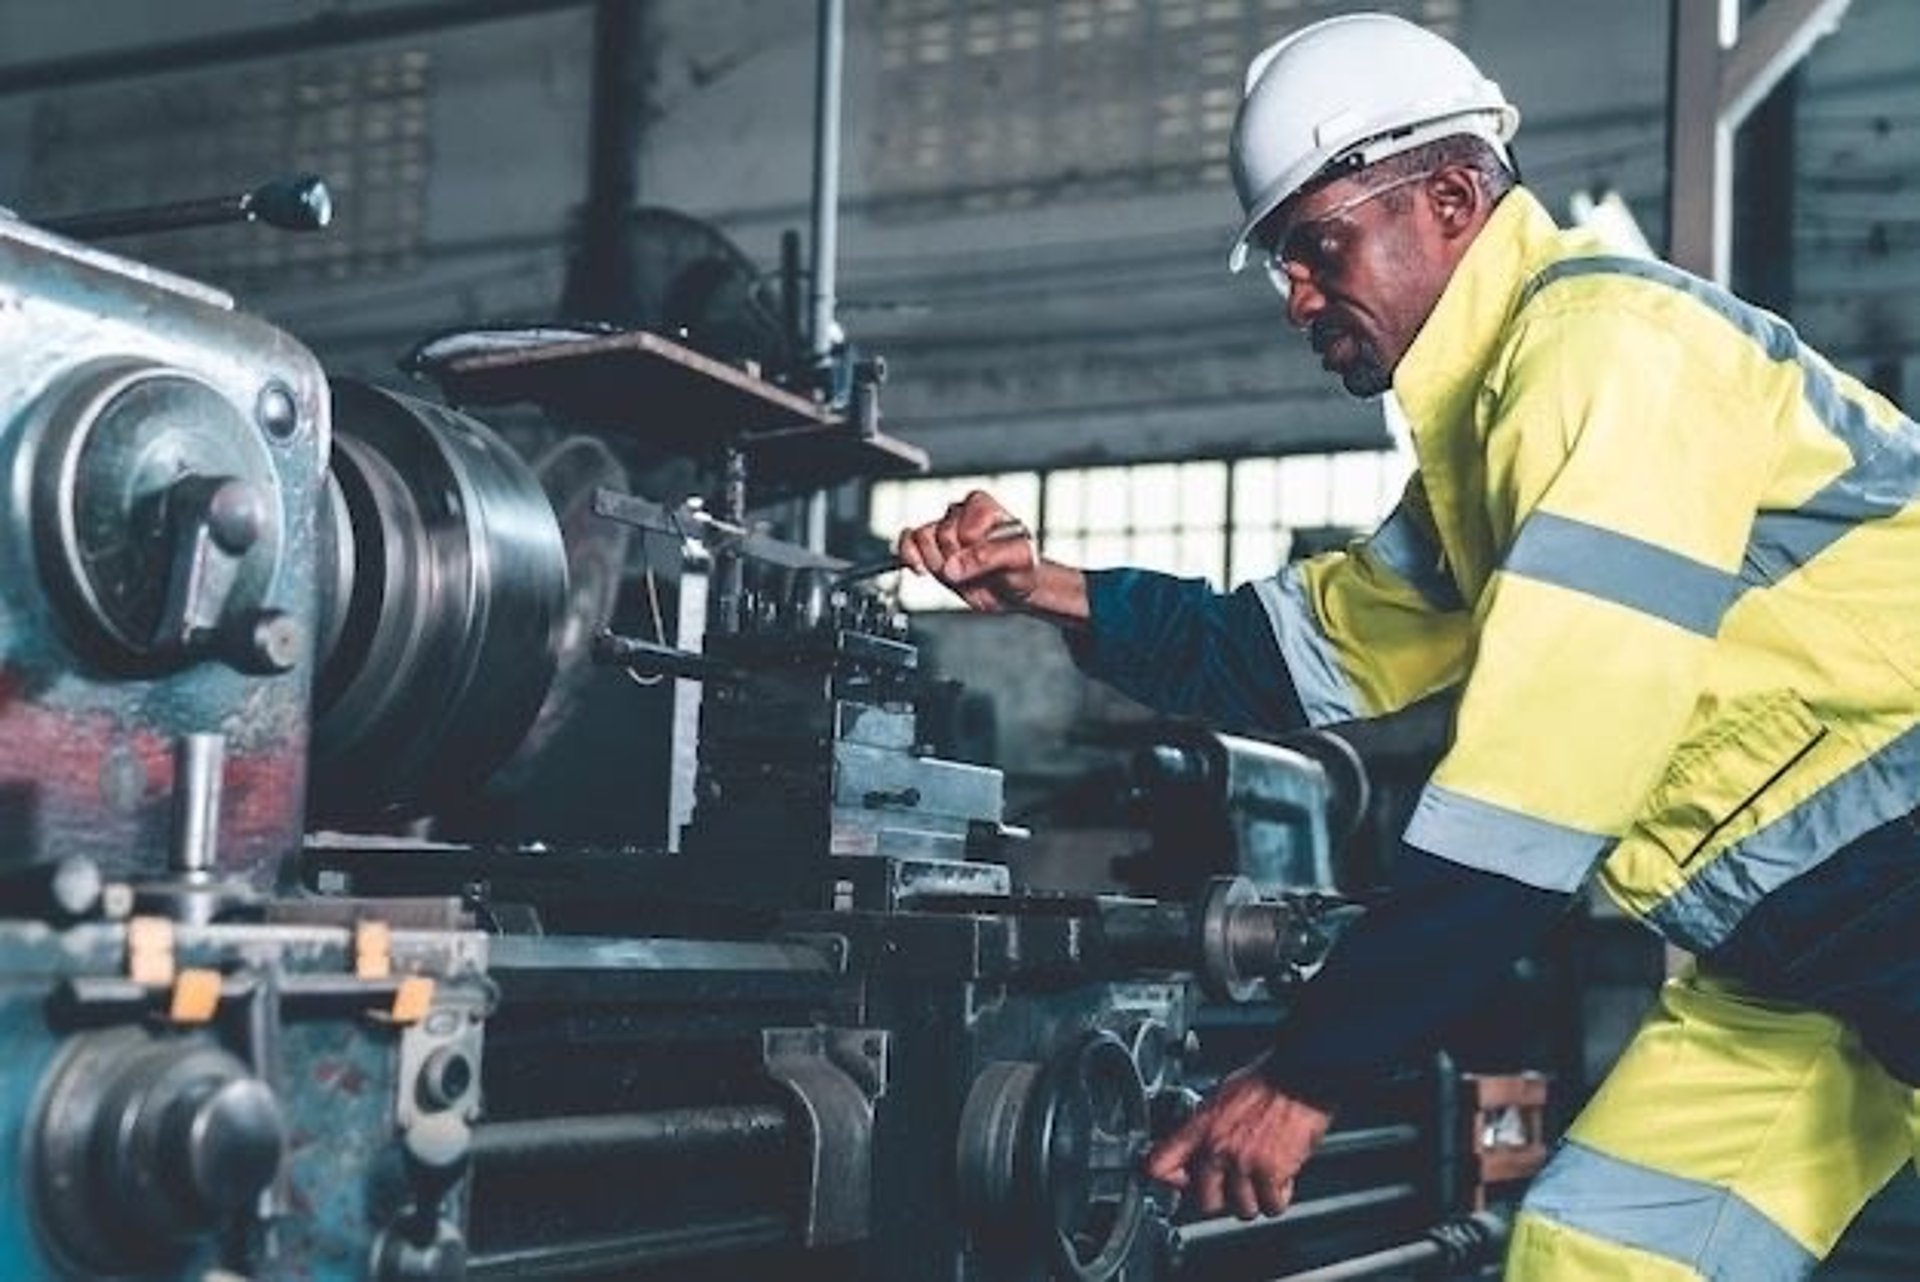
[0,0,1916,1278]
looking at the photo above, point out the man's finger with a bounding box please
[1228,1168,1261,1221]
[945,539,1028,586]
[954,491,1009,539]
[1253,1169,1291,1218]
[960,586,1000,613]
[933,510,966,560]
[896,528,927,574]
[908,526,947,577]
[1190,1161,1228,1218]
[1144,1128,1203,1183]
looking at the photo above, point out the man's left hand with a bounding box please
[1143,1060,1333,1220]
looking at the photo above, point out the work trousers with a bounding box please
[1507,815,1920,1280]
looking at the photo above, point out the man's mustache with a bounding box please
[1309,316,1350,355]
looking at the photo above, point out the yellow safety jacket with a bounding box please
[1269,187,1920,952]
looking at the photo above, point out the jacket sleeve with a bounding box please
[1262,844,1572,1106]
[1070,476,1472,731]
[1403,302,1775,892]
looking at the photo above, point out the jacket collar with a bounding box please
[1392,186,1565,442]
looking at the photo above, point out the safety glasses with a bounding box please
[1260,170,1435,299]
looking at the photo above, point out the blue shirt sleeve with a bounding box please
[1259,845,1574,1107]
[1067,567,1307,735]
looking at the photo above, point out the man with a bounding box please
[896,11,1920,1280]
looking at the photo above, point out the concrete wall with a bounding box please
[0,1,1909,464]
[0,1,597,383]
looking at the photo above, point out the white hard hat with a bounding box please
[1227,13,1519,272]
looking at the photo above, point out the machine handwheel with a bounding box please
[958,1030,1151,1281]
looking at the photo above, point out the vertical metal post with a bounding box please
[1665,0,1850,283]
[564,0,646,318]
[803,0,847,555]
[809,0,845,361]
[714,446,749,634]
[667,538,710,852]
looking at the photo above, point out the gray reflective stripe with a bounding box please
[1252,569,1362,727]
[1403,784,1610,893]
[1647,719,1920,952]
[1746,426,1920,580]
[1524,256,1920,584]
[1522,1139,1817,1281]
[1365,503,1464,611]
[1506,511,1742,637]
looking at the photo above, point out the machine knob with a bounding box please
[30,1028,286,1274]
[172,1075,285,1214]
[29,365,286,674]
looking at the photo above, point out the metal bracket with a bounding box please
[760,1026,889,1245]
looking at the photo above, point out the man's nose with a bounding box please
[1284,266,1325,329]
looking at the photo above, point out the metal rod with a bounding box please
[1170,1184,1419,1252]
[1264,1211,1511,1282]
[1265,1238,1456,1282]
[170,733,226,879]
[466,1216,791,1279]
[1314,1124,1421,1160]
[470,1105,790,1165]
[808,0,844,360]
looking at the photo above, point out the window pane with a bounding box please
[1234,458,1276,516]
[1179,461,1227,526]
[869,481,905,536]
[1048,470,1085,532]
[897,572,958,613]
[1328,452,1383,527]
[1177,529,1223,583]
[1131,530,1178,570]
[1082,532,1129,567]
[1130,463,1179,530]
[991,472,1042,521]
[1083,470,1129,533]
[1277,455,1331,527]
[1046,534,1086,566]
[1232,530,1287,582]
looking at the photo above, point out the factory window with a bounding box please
[27,48,432,293]
[868,449,1411,612]
[865,0,1465,217]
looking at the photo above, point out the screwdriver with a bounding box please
[834,517,1033,584]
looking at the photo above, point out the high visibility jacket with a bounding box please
[1263,186,1920,953]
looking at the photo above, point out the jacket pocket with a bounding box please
[1633,691,1828,870]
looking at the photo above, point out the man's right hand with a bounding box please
[896,490,1088,623]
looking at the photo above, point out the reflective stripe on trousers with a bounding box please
[1506,969,1920,1281]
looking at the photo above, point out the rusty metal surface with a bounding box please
[0,218,329,888]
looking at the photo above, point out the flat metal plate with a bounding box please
[426,328,928,495]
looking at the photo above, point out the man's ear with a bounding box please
[1425,165,1483,240]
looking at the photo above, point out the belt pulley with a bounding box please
[957,1029,1152,1281]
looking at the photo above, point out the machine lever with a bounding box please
[38,173,333,241]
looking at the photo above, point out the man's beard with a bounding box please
[1311,317,1393,399]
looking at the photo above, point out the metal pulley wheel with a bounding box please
[310,379,568,820]
[957,1030,1151,1281]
